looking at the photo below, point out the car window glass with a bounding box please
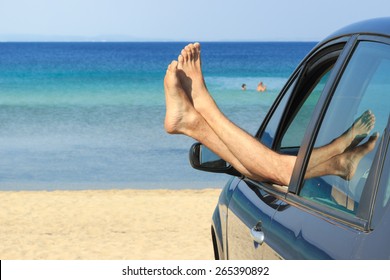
[300,41,390,217]
[280,70,331,149]
[260,78,297,148]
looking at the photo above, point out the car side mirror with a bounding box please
[189,142,242,177]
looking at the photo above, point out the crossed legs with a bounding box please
[164,44,294,185]
[164,43,378,186]
[164,60,255,179]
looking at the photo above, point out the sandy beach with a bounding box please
[0,188,221,260]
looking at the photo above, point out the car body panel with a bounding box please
[211,176,241,259]
[271,199,359,259]
[226,180,281,259]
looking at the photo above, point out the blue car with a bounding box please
[190,17,390,259]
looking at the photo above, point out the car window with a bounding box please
[300,41,390,217]
[260,45,343,153]
[276,60,337,155]
[280,70,331,149]
[260,78,297,148]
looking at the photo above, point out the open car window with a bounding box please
[276,46,343,155]
[259,44,344,154]
[280,69,331,152]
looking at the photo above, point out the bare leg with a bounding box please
[306,133,379,180]
[177,43,295,186]
[164,60,256,179]
[167,43,378,186]
[308,110,376,169]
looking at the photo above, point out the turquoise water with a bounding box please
[0,42,315,190]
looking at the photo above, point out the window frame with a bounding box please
[256,40,347,150]
[277,59,336,153]
[249,38,349,197]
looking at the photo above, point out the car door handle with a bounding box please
[250,222,265,245]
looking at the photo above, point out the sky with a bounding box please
[0,0,389,42]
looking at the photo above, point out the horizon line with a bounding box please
[0,40,319,43]
[0,34,320,43]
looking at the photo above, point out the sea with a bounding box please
[0,42,316,190]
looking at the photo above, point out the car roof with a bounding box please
[323,17,390,42]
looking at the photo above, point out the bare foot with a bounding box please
[177,43,214,113]
[348,110,376,148]
[335,132,379,180]
[328,110,376,156]
[163,60,199,135]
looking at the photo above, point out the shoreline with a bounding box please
[0,181,227,191]
[0,188,221,260]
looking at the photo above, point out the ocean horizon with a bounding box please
[0,42,316,190]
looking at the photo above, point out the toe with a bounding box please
[185,45,193,59]
[178,55,184,68]
[171,60,178,69]
[168,60,178,72]
[187,44,195,58]
[181,49,188,61]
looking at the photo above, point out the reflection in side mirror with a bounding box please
[200,145,228,168]
[189,142,242,177]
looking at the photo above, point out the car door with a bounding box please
[272,37,390,259]
[226,40,346,259]
[226,179,282,259]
